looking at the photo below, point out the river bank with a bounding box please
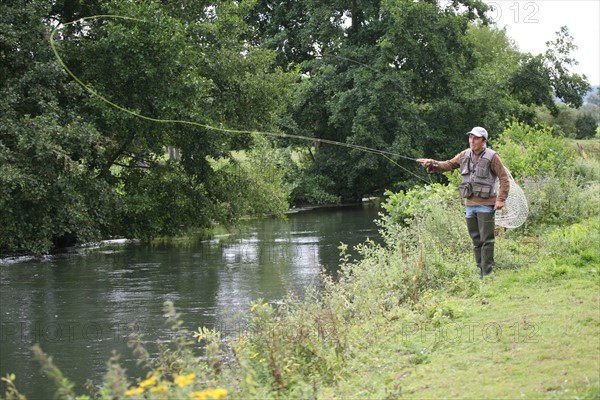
[4,137,599,399]
[10,216,597,400]
[325,249,599,398]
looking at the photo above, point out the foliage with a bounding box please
[239,297,348,396]
[246,0,503,201]
[0,1,116,254]
[572,153,600,183]
[493,121,576,180]
[575,113,599,139]
[379,183,458,224]
[245,3,590,201]
[0,0,298,254]
[543,216,600,271]
[117,162,214,241]
[1,374,27,400]
[333,200,479,320]
[288,169,341,206]
[509,27,590,117]
[511,215,600,284]
[457,24,524,133]
[521,175,599,232]
[210,134,293,221]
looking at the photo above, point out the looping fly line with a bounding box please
[51,15,529,228]
[50,14,429,183]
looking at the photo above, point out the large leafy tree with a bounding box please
[1,0,111,253]
[246,0,493,200]
[1,0,297,254]
[245,1,590,202]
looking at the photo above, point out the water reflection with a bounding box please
[0,204,380,399]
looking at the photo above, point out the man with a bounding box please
[417,127,509,278]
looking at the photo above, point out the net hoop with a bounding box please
[495,168,528,229]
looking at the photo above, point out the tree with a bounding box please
[585,86,599,106]
[0,0,297,254]
[509,26,590,117]
[247,0,517,201]
[1,1,113,253]
[575,113,598,139]
[271,12,590,201]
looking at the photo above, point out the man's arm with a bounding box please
[416,152,463,173]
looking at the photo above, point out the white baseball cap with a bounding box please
[467,126,488,140]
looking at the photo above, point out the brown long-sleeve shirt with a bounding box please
[435,149,510,206]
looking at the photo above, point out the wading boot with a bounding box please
[466,217,482,276]
[478,212,495,277]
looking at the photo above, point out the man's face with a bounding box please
[469,134,486,153]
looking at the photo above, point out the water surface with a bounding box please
[0,204,380,398]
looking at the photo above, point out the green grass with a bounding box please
[566,138,600,159]
[325,268,599,399]
[402,275,599,399]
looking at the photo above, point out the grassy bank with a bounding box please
[325,263,599,399]
[403,275,599,399]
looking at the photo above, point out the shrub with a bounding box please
[521,174,599,232]
[572,156,600,183]
[380,183,459,225]
[493,121,576,180]
[331,200,478,322]
[516,216,600,283]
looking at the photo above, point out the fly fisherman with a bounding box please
[417,127,510,278]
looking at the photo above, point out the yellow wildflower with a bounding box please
[190,388,228,400]
[250,304,258,312]
[150,384,168,394]
[124,387,144,396]
[259,358,266,363]
[210,388,228,399]
[250,352,259,359]
[139,375,157,388]
[174,372,196,388]
[190,392,208,400]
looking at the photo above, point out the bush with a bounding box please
[330,200,478,322]
[288,170,341,205]
[493,121,576,180]
[380,183,459,225]
[572,156,600,183]
[516,216,600,283]
[521,174,600,232]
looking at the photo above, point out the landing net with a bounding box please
[495,168,529,229]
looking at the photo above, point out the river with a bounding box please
[0,203,381,399]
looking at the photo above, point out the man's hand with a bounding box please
[494,200,505,211]
[416,158,438,173]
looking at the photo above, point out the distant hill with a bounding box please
[584,85,599,103]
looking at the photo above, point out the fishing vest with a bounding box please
[459,149,497,199]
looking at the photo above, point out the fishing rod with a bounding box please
[50,15,427,182]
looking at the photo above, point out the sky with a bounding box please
[484,0,600,86]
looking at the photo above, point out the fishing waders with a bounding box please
[466,213,495,278]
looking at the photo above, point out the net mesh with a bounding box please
[495,167,529,229]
